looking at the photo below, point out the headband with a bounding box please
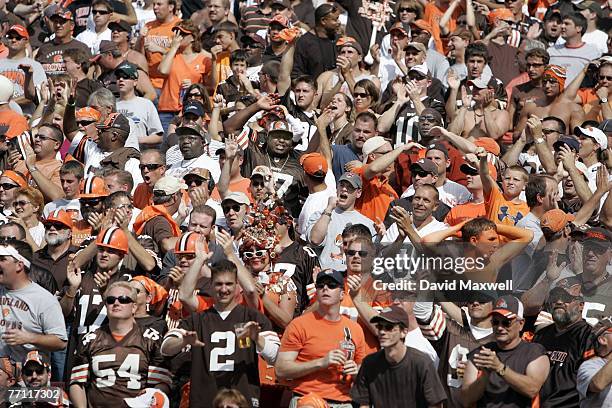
[0,245,30,268]
[544,65,566,91]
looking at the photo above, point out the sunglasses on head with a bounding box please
[243,250,267,259]
[105,295,134,305]
[222,203,242,213]
[315,280,341,290]
[375,322,397,331]
[77,119,96,127]
[23,366,46,376]
[0,183,18,190]
[346,249,369,257]
[139,163,163,171]
[491,317,515,328]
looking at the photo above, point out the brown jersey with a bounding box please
[70,324,171,408]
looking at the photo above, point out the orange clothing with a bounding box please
[133,183,153,210]
[279,311,366,402]
[133,204,182,237]
[158,53,212,112]
[445,201,485,226]
[578,88,599,106]
[0,109,28,138]
[15,158,62,196]
[210,178,253,202]
[353,165,399,223]
[423,3,462,54]
[213,52,233,91]
[72,219,92,247]
[485,186,529,226]
[143,16,182,89]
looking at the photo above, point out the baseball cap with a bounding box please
[599,119,612,135]
[553,136,580,152]
[43,209,73,229]
[370,304,410,328]
[267,120,293,139]
[176,122,206,139]
[489,295,524,319]
[390,23,410,37]
[426,142,448,158]
[91,40,118,62]
[409,63,428,77]
[24,350,50,369]
[1,170,27,188]
[409,158,437,175]
[125,388,170,408]
[575,126,608,149]
[0,75,13,105]
[550,275,583,299]
[300,152,328,177]
[315,269,344,286]
[182,100,205,117]
[153,176,187,195]
[96,112,130,133]
[115,61,138,79]
[315,3,337,21]
[108,20,131,32]
[241,33,266,47]
[222,191,251,206]
[251,165,273,180]
[540,209,575,233]
[592,316,612,339]
[583,227,612,248]
[336,36,363,55]
[51,7,72,20]
[362,136,388,158]
[576,0,603,16]
[468,77,490,89]
[7,24,29,39]
[338,172,362,189]
[269,14,289,28]
[183,168,211,181]
[544,8,562,21]
[474,137,501,156]
[271,0,290,8]
[460,161,497,180]
[76,107,101,122]
[405,42,427,53]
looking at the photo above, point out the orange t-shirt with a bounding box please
[72,219,92,247]
[133,183,152,210]
[279,311,366,401]
[485,186,529,226]
[158,53,212,112]
[353,165,399,223]
[0,109,28,138]
[15,158,62,195]
[210,178,253,202]
[143,16,182,89]
[423,3,462,54]
[445,201,485,226]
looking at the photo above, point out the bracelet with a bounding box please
[323,211,332,217]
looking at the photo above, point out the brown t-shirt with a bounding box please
[351,346,447,408]
[35,38,91,75]
[141,215,174,254]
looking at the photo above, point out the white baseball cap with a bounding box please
[576,126,608,150]
[124,389,169,408]
[153,176,188,195]
[0,75,13,105]
[362,136,388,162]
[409,63,428,76]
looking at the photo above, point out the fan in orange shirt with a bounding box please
[0,75,28,139]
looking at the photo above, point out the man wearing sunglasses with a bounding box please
[21,350,52,389]
[576,316,612,407]
[74,0,112,54]
[277,270,366,407]
[351,305,447,408]
[532,278,597,407]
[70,281,171,407]
[462,295,550,408]
[575,227,612,318]
[133,150,166,209]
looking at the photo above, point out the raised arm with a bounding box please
[223,94,277,135]
[178,238,210,312]
[277,38,297,96]
[364,142,422,180]
[157,34,181,76]
[439,0,461,35]
[216,229,258,308]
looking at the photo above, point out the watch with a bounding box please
[534,138,545,145]
[600,97,608,104]
[497,364,507,377]
[323,211,332,217]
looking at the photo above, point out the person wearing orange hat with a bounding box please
[297,152,335,240]
[71,174,109,246]
[484,8,521,85]
[130,275,169,333]
[75,106,102,142]
[0,169,27,217]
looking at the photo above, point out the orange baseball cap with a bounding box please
[488,8,514,25]
[76,107,101,122]
[8,24,29,40]
[1,170,27,188]
[474,137,501,156]
[297,394,329,408]
[299,152,328,177]
[43,209,73,229]
[540,209,575,233]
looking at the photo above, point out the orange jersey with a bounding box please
[353,165,399,223]
[72,219,92,247]
[445,201,485,226]
[279,311,366,401]
[423,3,462,54]
[143,16,182,89]
[210,178,253,202]
[158,53,212,112]
[485,186,529,226]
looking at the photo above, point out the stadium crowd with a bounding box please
[0,0,611,407]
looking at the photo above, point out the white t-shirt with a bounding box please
[401,180,472,208]
[381,218,448,245]
[404,328,440,368]
[43,198,81,219]
[117,97,164,146]
[165,154,222,182]
[558,30,608,56]
[297,171,336,240]
[75,28,112,54]
[29,222,46,247]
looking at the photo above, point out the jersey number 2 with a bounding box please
[210,331,236,372]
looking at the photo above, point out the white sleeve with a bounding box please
[256,330,280,364]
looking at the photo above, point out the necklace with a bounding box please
[266,153,289,173]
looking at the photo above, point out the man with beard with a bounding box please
[462,296,550,408]
[165,123,221,182]
[414,294,496,408]
[508,48,549,128]
[307,172,375,271]
[241,119,306,217]
[19,351,70,406]
[331,112,377,181]
[515,66,584,138]
[534,280,596,407]
[291,3,340,79]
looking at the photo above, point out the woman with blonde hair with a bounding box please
[12,186,45,250]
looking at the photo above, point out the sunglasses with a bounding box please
[34,134,57,142]
[184,177,205,187]
[354,92,369,99]
[13,200,31,207]
[398,7,416,13]
[457,20,468,26]
[411,170,430,178]
[375,322,397,331]
[23,367,46,376]
[251,181,265,188]
[315,280,341,290]
[584,243,608,255]
[243,250,267,259]
[92,9,112,15]
[77,120,96,127]
[549,291,578,303]
[491,317,515,328]
[80,198,102,206]
[44,222,68,230]
[408,73,426,81]
[105,295,134,305]
[599,75,612,81]
[139,163,163,171]
[222,203,242,213]
[346,249,369,257]
[0,183,18,190]
[116,73,134,80]
[6,34,24,40]
[542,128,559,135]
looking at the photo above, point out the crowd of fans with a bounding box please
[0,0,610,407]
